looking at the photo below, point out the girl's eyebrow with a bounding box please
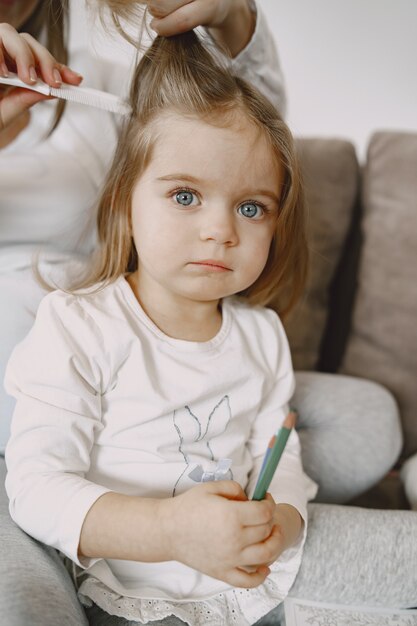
[156,174,201,184]
[250,189,279,203]
[156,174,279,203]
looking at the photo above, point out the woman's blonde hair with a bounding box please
[22,0,69,134]
[72,30,308,317]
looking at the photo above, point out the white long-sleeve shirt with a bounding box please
[5,277,317,625]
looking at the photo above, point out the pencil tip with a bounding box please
[283,410,296,429]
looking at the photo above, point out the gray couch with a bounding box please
[280,130,417,510]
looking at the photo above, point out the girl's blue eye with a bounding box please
[175,190,196,206]
[238,202,263,219]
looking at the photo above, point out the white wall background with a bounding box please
[262,0,417,160]
[74,0,417,161]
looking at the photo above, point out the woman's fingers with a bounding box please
[18,34,84,87]
[149,0,223,35]
[0,23,38,83]
[0,24,83,87]
[147,0,187,19]
[20,34,83,87]
[58,64,83,86]
[150,5,206,36]
[19,33,62,85]
[0,86,47,131]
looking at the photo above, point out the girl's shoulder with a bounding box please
[37,278,126,336]
[224,297,292,376]
[225,296,288,349]
[225,296,284,330]
[24,279,128,383]
[5,282,123,400]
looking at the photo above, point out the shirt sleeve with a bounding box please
[4,291,112,568]
[203,0,287,115]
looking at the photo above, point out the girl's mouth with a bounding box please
[189,260,232,272]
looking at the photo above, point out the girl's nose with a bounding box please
[200,207,238,246]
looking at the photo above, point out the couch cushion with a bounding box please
[341,131,417,457]
[279,138,360,370]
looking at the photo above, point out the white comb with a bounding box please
[0,72,131,115]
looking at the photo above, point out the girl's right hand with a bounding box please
[0,23,83,147]
[164,480,278,588]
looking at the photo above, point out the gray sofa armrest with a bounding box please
[291,502,417,608]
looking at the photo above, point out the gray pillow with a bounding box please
[341,131,417,457]
[279,138,359,370]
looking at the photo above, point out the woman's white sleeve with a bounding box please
[231,2,286,114]
[4,292,112,567]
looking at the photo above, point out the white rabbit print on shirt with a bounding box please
[172,395,234,496]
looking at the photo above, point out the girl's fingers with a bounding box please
[241,521,274,547]
[202,480,247,501]
[236,498,275,526]
[227,564,270,589]
[239,527,283,567]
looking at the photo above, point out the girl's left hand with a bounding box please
[241,497,303,571]
[146,0,255,56]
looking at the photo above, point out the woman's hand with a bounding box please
[0,23,82,147]
[146,0,255,57]
[163,480,282,588]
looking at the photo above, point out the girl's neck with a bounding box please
[126,274,223,343]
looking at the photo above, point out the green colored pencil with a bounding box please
[252,410,296,501]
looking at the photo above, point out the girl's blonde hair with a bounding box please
[73,31,308,317]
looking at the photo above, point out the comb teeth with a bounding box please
[49,84,131,115]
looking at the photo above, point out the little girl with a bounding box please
[4,31,317,626]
